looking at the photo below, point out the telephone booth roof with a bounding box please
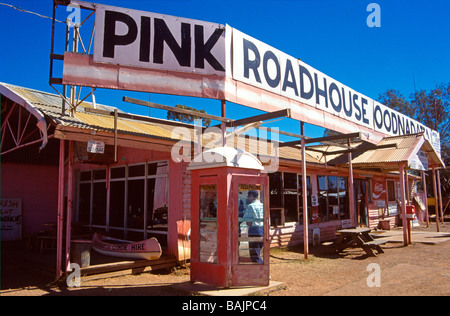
[188,147,264,171]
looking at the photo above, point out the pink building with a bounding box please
[0,82,444,278]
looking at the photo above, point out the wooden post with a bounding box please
[432,167,440,232]
[437,169,444,223]
[399,163,408,246]
[301,122,308,259]
[347,138,355,227]
[56,139,65,278]
[114,108,118,162]
[405,168,412,245]
[221,100,226,147]
[422,171,429,227]
[65,140,74,272]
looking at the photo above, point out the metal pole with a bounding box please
[399,163,408,246]
[301,122,308,259]
[65,140,74,273]
[114,109,118,163]
[69,24,79,117]
[405,168,412,245]
[347,138,355,226]
[437,169,444,223]
[422,170,429,227]
[432,167,440,232]
[221,100,226,147]
[56,139,65,278]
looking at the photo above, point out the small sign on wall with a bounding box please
[341,219,353,229]
[87,140,105,154]
[311,194,318,207]
[1,198,22,241]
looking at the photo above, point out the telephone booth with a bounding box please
[188,147,270,288]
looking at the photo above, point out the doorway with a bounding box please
[354,179,369,227]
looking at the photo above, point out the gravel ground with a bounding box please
[1,222,449,296]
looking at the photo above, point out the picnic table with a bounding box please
[334,227,387,257]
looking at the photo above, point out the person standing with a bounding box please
[243,190,264,263]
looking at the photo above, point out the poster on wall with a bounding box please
[372,179,386,202]
[1,198,22,241]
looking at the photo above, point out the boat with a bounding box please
[92,233,162,260]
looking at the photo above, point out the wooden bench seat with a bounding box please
[364,239,388,246]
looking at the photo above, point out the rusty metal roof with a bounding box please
[325,133,445,170]
[1,82,321,164]
[0,82,184,142]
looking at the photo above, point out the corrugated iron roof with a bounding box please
[325,133,444,169]
[1,82,184,142]
[352,134,420,165]
[1,82,322,164]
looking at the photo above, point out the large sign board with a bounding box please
[67,2,441,154]
[231,28,440,151]
[93,4,226,76]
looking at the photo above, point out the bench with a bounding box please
[364,239,388,246]
[334,228,388,257]
[361,239,388,255]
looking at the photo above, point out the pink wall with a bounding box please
[1,163,59,237]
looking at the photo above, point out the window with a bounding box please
[317,175,349,222]
[147,161,169,237]
[269,172,282,208]
[268,171,311,226]
[199,184,218,263]
[92,182,107,226]
[77,161,169,243]
[238,184,265,264]
[269,172,283,226]
[318,176,328,222]
[127,178,145,229]
[109,180,125,227]
[298,175,312,223]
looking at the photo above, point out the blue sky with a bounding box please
[1,0,449,139]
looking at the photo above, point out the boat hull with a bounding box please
[92,233,162,260]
